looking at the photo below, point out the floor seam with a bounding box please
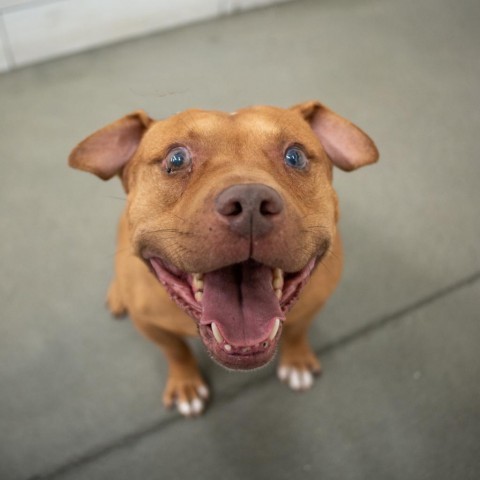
[318,269,480,356]
[26,269,480,480]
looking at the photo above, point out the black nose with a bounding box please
[215,184,284,239]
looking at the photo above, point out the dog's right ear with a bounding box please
[68,110,153,181]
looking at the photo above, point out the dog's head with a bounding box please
[69,101,378,370]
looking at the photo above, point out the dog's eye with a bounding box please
[165,147,192,174]
[284,147,308,170]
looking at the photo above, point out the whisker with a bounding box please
[318,258,333,275]
[326,248,341,261]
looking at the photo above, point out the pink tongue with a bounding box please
[201,262,284,346]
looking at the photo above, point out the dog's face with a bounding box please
[127,106,337,369]
[69,101,378,370]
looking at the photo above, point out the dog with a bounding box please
[69,101,378,417]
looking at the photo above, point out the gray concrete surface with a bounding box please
[0,0,479,479]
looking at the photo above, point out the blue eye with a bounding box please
[165,147,191,174]
[284,147,308,169]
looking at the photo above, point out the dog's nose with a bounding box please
[215,184,284,238]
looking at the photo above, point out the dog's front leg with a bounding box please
[136,322,209,417]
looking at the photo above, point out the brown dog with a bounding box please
[69,101,378,416]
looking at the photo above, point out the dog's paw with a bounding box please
[277,350,322,392]
[163,377,210,417]
[277,365,317,391]
[106,281,127,319]
[277,338,322,391]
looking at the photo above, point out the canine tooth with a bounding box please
[275,289,282,299]
[194,291,203,302]
[211,322,224,343]
[193,273,204,281]
[224,344,232,352]
[269,318,281,340]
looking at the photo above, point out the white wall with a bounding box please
[0,0,292,72]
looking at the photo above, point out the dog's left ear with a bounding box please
[291,100,379,171]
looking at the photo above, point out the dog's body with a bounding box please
[69,101,378,416]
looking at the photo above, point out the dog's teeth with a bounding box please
[224,344,232,352]
[192,273,204,292]
[194,291,203,302]
[269,318,281,340]
[272,268,284,293]
[273,277,284,289]
[192,277,204,292]
[211,322,224,344]
[273,268,283,280]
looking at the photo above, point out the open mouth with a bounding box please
[148,257,317,369]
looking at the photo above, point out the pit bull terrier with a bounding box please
[69,101,378,416]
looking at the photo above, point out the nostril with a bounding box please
[220,200,243,216]
[260,200,277,216]
[229,201,243,216]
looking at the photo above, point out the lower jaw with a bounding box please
[199,326,279,370]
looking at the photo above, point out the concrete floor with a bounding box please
[1,0,479,479]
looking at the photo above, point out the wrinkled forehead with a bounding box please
[142,106,314,153]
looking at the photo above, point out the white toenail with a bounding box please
[277,366,289,381]
[289,369,301,390]
[301,370,313,389]
[197,385,209,399]
[178,401,192,416]
[191,398,204,414]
